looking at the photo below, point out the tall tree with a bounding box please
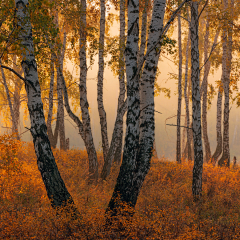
[106,0,141,215]
[100,0,127,179]
[107,0,168,216]
[14,0,78,213]
[218,0,233,167]
[176,12,182,163]
[79,0,99,180]
[212,88,222,164]
[0,60,19,139]
[183,9,192,161]
[190,1,203,199]
[56,29,67,151]
[97,0,109,162]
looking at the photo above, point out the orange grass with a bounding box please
[0,134,240,239]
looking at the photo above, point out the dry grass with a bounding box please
[0,134,240,239]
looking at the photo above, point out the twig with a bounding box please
[199,33,223,72]
[166,123,192,129]
[197,0,208,21]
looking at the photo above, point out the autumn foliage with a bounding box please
[0,134,240,239]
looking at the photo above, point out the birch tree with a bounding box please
[97,0,109,161]
[100,0,127,179]
[107,0,167,216]
[0,60,19,139]
[176,12,182,163]
[190,1,203,199]
[211,88,222,164]
[218,0,233,167]
[183,10,192,161]
[14,0,78,213]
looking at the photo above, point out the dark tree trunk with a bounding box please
[190,1,203,199]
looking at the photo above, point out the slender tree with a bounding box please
[14,0,78,213]
[176,12,182,163]
[190,1,203,199]
[183,9,192,161]
[97,0,109,161]
[0,60,19,139]
[218,0,233,167]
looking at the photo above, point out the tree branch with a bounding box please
[0,64,37,92]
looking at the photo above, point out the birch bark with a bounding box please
[57,31,67,151]
[15,0,77,212]
[218,0,233,167]
[13,56,22,139]
[0,60,19,139]
[201,18,211,163]
[46,53,58,148]
[113,0,126,165]
[100,0,126,179]
[183,11,192,161]
[97,0,109,161]
[212,88,222,164]
[107,0,140,213]
[176,13,182,163]
[201,23,220,163]
[79,0,98,181]
[190,1,203,199]
[107,0,166,214]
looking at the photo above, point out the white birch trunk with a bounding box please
[190,1,203,199]
[46,53,58,148]
[57,31,67,151]
[218,0,233,167]
[0,60,19,139]
[183,11,192,161]
[201,17,211,163]
[15,0,77,212]
[97,0,109,161]
[100,0,126,179]
[13,56,22,139]
[201,28,220,163]
[107,0,140,213]
[212,88,222,164]
[176,13,182,163]
[79,0,98,181]
[107,0,167,214]
[113,0,126,164]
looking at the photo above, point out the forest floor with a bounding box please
[0,134,240,239]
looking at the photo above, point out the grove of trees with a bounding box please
[1,0,240,229]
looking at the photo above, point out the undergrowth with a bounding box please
[0,134,240,239]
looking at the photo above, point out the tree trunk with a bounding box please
[101,100,127,180]
[57,31,67,151]
[12,55,22,139]
[211,88,222,165]
[183,10,192,161]
[46,53,58,148]
[190,1,203,199]
[201,23,220,163]
[0,60,19,139]
[218,0,233,167]
[107,0,166,215]
[201,17,211,163]
[79,0,99,181]
[106,0,140,214]
[176,13,182,163]
[101,0,127,178]
[15,0,78,213]
[97,0,109,161]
